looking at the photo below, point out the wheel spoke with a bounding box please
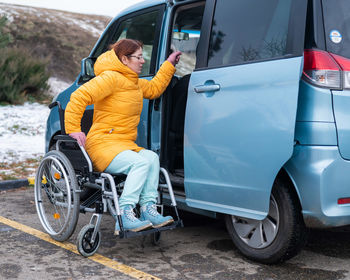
[52,202,63,228]
[247,222,264,248]
[35,151,79,242]
[56,181,68,220]
[46,164,68,230]
[233,220,258,238]
[43,162,56,187]
[79,227,100,255]
[262,217,277,243]
[232,195,280,249]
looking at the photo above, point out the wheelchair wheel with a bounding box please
[77,224,101,257]
[34,150,80,241]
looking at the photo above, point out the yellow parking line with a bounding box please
[0,216,161,280]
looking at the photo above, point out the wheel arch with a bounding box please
[276,167,304,217]
[225,167,308,264]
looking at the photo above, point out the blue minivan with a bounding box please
[46,0,350,263]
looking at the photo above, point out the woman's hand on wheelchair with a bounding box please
[69,132,86,147]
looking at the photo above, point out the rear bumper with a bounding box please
[285,145,350,228]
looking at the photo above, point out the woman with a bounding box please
[65,39,181,234]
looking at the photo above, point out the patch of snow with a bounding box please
[0,7,15,22]
[47,77,72,97]
[0,3,38,15]
[56,12,106,36]
[0,3,107,36]
[0,103,50,164]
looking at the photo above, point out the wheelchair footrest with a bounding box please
[117,219,183,239]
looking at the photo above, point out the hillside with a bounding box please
[0,3,112,92]
[0,4,112,179]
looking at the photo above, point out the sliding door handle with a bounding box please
[194,84,220,93]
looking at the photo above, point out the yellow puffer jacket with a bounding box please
[65,49,175,172]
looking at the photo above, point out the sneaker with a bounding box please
[140,203,174,228]
[114,205,152,235]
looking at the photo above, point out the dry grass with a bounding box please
[1,3,111,82]
[0,156,42,180]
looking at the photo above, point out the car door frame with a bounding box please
[84,4,167,150]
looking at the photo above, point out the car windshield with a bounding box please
[322,0,350,58]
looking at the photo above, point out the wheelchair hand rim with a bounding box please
[35,155,72,236]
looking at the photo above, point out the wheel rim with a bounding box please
[82,228,100,254]
[231,195,279,249]
[35,155,72,236]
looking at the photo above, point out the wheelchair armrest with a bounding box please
[53,135,76,142]
[54,134,94,174]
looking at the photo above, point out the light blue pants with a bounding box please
[104,149,159,208]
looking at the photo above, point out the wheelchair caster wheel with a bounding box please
[77,224,101,257]
[152,231,161,245]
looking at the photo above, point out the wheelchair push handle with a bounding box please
[49,101,62,110]
[49,101,66,135]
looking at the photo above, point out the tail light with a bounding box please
[303,49,341,89]
[303,49,350,90]
[329,53,350,89]
[338,197,350,205]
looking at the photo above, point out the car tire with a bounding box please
[225,177,307,264]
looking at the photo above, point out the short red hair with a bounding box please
[110,39,143,61]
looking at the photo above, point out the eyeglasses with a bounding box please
[128,55,144,61]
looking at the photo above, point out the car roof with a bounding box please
[113,0,196,19]
[115,0,167,19]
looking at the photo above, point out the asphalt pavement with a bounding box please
[0,187,350,280]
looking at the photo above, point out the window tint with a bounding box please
[322,0,350,59]
[170,3,205,76]
[94,9,162,76]
[208,0,292,67]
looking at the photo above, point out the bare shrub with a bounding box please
[0,16,49,104]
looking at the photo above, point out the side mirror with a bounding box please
[80,57,95,83]
[172,31,190,41]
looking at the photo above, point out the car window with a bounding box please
[322,0,350,59]
[170,3,205,76]
[208,0,292,67]
[93,8,163,76]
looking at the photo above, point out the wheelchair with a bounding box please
[34,101,183,257]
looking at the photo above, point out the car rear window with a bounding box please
[322,0,350,58]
